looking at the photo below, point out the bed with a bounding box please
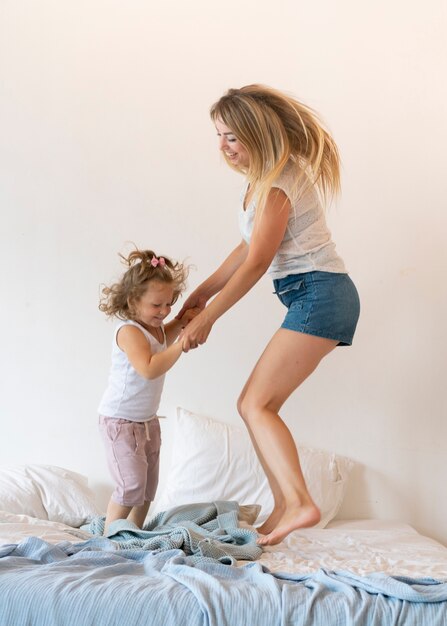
[1,408,447,626]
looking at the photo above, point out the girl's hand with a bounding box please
[181,310,214,352]
[176,292,208,321]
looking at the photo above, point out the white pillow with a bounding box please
[154,407,354,529]
[0,464,101,527]
[0,465,48,520]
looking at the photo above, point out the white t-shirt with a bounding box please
[98,320,166,422]
[238,163,347,279]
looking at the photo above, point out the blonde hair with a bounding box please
[99,248,188,320]
[210,84,340,211]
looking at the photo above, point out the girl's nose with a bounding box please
[218,136,227,151]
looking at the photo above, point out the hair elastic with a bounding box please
[150,256,166,268]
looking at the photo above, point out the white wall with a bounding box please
[1,1,446,544]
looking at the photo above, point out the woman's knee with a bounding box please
[237,392,270,425]
[236,392,246,420]
[237,392,255,423]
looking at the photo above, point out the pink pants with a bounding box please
[99,415,161,507]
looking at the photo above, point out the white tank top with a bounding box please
[238,163,347,279]
[98,320,167,421]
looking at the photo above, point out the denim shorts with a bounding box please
[273,271,360,346]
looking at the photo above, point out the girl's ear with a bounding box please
[127,296,137,316]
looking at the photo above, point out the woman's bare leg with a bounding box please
[238,328,337,546]
[238,375,286,534]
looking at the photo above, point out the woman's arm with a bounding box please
[164,307,202,345]
[117,325,183,379]
[176,239,249,318]
[181,189,291,350]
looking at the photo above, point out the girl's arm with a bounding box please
[181,189,291,350]
[176,239,249,318]
[117,325,183,379]
[164,319,183,346]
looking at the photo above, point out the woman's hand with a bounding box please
[176,291,208,321]
[180,306,202,326]
[180,309,214,351]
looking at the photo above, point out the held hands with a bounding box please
[176,291,212,352]
[180,309,213,352]
[179,306,202,326]
[176,307,202,350]
[176,291,208,321]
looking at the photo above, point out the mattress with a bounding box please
[2,511,447,626]
[2,510,446,580]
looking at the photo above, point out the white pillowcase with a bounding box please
[0,464,101,527]
[154,407,354,528]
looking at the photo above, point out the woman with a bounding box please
[177,84,360,545]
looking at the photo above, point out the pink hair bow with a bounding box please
[151,256,166,268]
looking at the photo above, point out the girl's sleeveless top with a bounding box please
[98,320,166,421]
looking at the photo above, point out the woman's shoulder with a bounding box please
[274,162,319,207]
[273,161,299,195]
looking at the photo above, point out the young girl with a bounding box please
[178,84,360,546]
[98,248,197,533]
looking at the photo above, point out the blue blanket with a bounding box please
[1,501,447,626]
[80,500,263,564]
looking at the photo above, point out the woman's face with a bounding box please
[215,119,250,168]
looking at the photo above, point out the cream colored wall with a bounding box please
[1,1,446,544]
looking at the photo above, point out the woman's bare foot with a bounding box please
[256,502,320,546]
[256,505,285,535]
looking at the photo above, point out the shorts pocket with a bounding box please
[105,421,139,457]
[100,419,123,444]
[275,279,304,307]
[275,279,303,295]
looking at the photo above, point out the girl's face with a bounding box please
[134,280,175,327]
[215,119,250,168]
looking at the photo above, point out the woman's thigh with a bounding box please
[239,328,337,414]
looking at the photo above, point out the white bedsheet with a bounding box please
[2,511,447,581]
[251,519,447,579]
[0,510,93,544]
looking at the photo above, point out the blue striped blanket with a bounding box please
[0,501,446,625]
[81,500,263,563]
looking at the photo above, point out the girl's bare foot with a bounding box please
[257,502,320,546]
[256,505,285,535]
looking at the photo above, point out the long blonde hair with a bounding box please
[210,84,340,211]
[99,248,188,320]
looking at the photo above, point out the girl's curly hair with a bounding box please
[99,248,188,320]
